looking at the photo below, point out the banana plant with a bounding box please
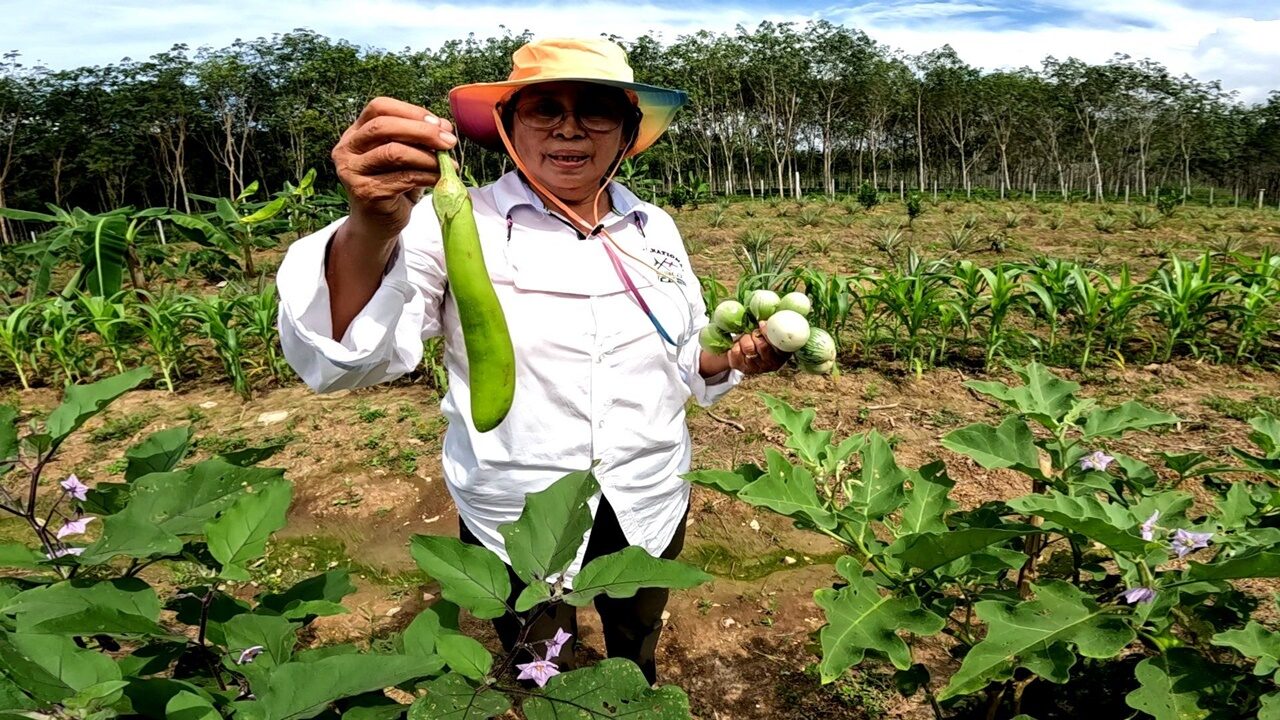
[169,181,288,277]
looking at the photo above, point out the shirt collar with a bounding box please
[491,171,649,227]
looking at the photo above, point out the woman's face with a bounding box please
[507,81,633,207]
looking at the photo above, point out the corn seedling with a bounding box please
[0,302,39,389]
[77,292,131,374]
[1146,253,1232,361]
[186,294,251,398]
[129,290,192,392]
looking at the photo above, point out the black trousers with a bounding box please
[458,495,687,684]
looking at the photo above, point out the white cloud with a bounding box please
[1,0,1275,103]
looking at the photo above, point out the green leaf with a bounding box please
[522,658,691,719]
[942,416,1042,477]
[2,578,168,636]
[514,581,553,613]
[0,629,121,703]
[206,480,292,580]
[1212,621,1280,676]
[0,207,57,222]
[898,461,955,535]
[241,196,288,225]
[1124,650,1218,720]
[215,198,240,225]
[499,471,598,585]
[80,216,128,296]
[682,464,760,496]
[257,570,356,617]
[63,679,129,712]
[165,691,221,720]
[814,557,945,681]
[1082,401,1177,439]
[409,536,511,620]
[965,363,1079,427]
[0,674,36,711]
[124,426,193,481]
[0,406,17,462]
[1006,492,1149,554]
[1188,551,1280,581]
[0,543,44,570]
[339,692,408,720]
[408,673,509,720]
[1213,484,1258,530]
[222,613,297,669]
[1262,693,1280,720]
[939,581,1136,700]
[563,546,710,607]
[436,633,492,681]
[121,678,213,718]
[849,431,909,521]
[401,609,443,657]
[760,392,832,466]
[255,654,441,720]
[80,459,283,564]
[46,368,152,449]
[738,451,836,529]
[887,527,1036,574]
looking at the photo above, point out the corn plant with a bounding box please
[36,297,91,384]
[1224,252,1280,361]
[977,264,1025,368]
[235,284,290,385]
[1021,258,1078,358]
[186,294,251,398]
[77,291,131,374]
[129,289,194,392]
[877,258,950,371]
[0,302,39,389]
[793,268,855,335]
[1145,254,1233,361]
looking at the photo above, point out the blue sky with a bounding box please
[3,0,1277,102]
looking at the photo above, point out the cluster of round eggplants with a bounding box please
[700,290,838,374]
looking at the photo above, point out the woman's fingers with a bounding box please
[345,114,457,155]
[728,323,789,375]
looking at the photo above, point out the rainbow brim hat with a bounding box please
[448,38,687,157]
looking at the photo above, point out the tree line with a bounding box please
[1,22,1278,241]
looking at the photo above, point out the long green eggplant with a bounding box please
[432,151,515,432]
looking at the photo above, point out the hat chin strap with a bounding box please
[490,105,683,345]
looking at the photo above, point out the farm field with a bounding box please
[4,192,1280,719]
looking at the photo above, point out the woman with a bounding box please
[276,37,787,683]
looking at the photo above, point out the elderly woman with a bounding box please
[276,38,786,683]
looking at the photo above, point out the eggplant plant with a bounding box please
[0,370,706,719]
[689,363,1280,719]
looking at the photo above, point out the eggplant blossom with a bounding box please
[1123,587,1157,604]
[544,628,572,660]
[60,474,89,502]
[56,516,95,540]
[1080,450,1115,472]
[1171,529,1213,559]
[1140,511,1160,542]
[516,658,561,688]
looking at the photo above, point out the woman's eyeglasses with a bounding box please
[512,96,631,133]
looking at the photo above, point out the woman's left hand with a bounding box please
[728,321,790,375]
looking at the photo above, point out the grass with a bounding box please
[1202,394,1280,422]
[89,409,157,442]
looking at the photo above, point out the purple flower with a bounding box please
[1123,587,1157,604]
[45,547,85,559]
[1171,529,1213,558]
[1080,451,1115,472]
[236,646,265,665]
[60,474,89,502]
[1140,511,1160,542]
[56,516,95,540]
[516,658,561,687]
[544,629,572,660]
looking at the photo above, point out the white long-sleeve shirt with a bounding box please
[276,171,742,580]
